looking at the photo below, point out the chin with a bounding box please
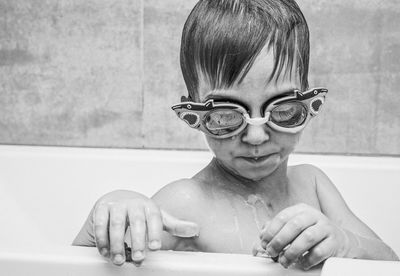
[232,154,282,179]
[231,160,278,181]
[236,168,275,182]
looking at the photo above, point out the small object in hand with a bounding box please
[124,242,133,262]
[253,246,279,262]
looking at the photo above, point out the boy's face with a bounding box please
[198,49,302,181]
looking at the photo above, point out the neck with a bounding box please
[208,158,290,198]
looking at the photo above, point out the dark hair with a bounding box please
[180,0,310,100]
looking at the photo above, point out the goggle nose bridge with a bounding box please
[243,112,271,126]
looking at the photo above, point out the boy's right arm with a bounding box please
[72,189,199,266]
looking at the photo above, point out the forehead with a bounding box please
[199,47,300,103]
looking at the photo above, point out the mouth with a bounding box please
[240,153,276,164]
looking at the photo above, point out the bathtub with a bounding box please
[0,145,399,275]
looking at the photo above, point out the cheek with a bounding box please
[204,135,236,158]
[275,132,302,152]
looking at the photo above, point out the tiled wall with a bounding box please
[0,0,399,155]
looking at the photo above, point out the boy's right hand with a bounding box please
[92,190,199,266]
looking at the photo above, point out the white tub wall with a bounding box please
[0,146,211,249]
[0,145,399,256]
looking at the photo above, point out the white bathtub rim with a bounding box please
[0,144,399,170]
[321,257,400,276]
[0,246,320,275]
[1,246,399,276]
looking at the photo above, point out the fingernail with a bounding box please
[261,240,267,249]
[149,240,161,250]
[100,248,108,257]
[113,254,124,265]
[280,256,288,268]
[132,251,144,262]
[133,261,142,267]
[252,246,258,256]
[300,259,310,270]
[261,222,270,231]
[266,245,276,256]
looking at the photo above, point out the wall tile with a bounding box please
[301,1,384,75]
[298,72,380,154]
[0,0,399,155]
[297,0,400,155]
[0,0,143,147]
[142,0,205,149]
[375,73,400,154]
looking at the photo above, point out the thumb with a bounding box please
[161,210,200,238]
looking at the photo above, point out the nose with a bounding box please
[241,123,270,145]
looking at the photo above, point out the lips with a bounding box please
[240,153,276,163]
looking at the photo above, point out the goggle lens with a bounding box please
[203,102,308,136]
[269,102,307,128]
[204,109,244,135]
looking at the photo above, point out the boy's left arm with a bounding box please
[313,166,399,261]
[259,165,399,269]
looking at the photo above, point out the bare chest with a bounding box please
[194,188,320,254]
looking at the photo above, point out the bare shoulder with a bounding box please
[288,164,354,221]
[151,178,208,221]
[290,164,354,219]
[288,163,339,195]
[288,163,328,188]
[287,164,328,209]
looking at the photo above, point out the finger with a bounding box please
[300,237,336,270]
[252,242,267,257]
[260,203,310,244]
[144,201,163,250]
[266,212,318,257]
[161,210,200,237]
[128,207,146,264]
[252,244,261,257]
[109,204,128,265]
[93,203,110,257]
[280,223,328,267]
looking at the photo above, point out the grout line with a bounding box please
[140,0,145,144]
[372,9,384,153]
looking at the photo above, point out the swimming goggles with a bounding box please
[171,87,328,139]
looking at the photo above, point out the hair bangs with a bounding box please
[267,18,309,90]
[180,0,310,100]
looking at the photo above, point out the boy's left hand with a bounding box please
[259,203,349,270]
